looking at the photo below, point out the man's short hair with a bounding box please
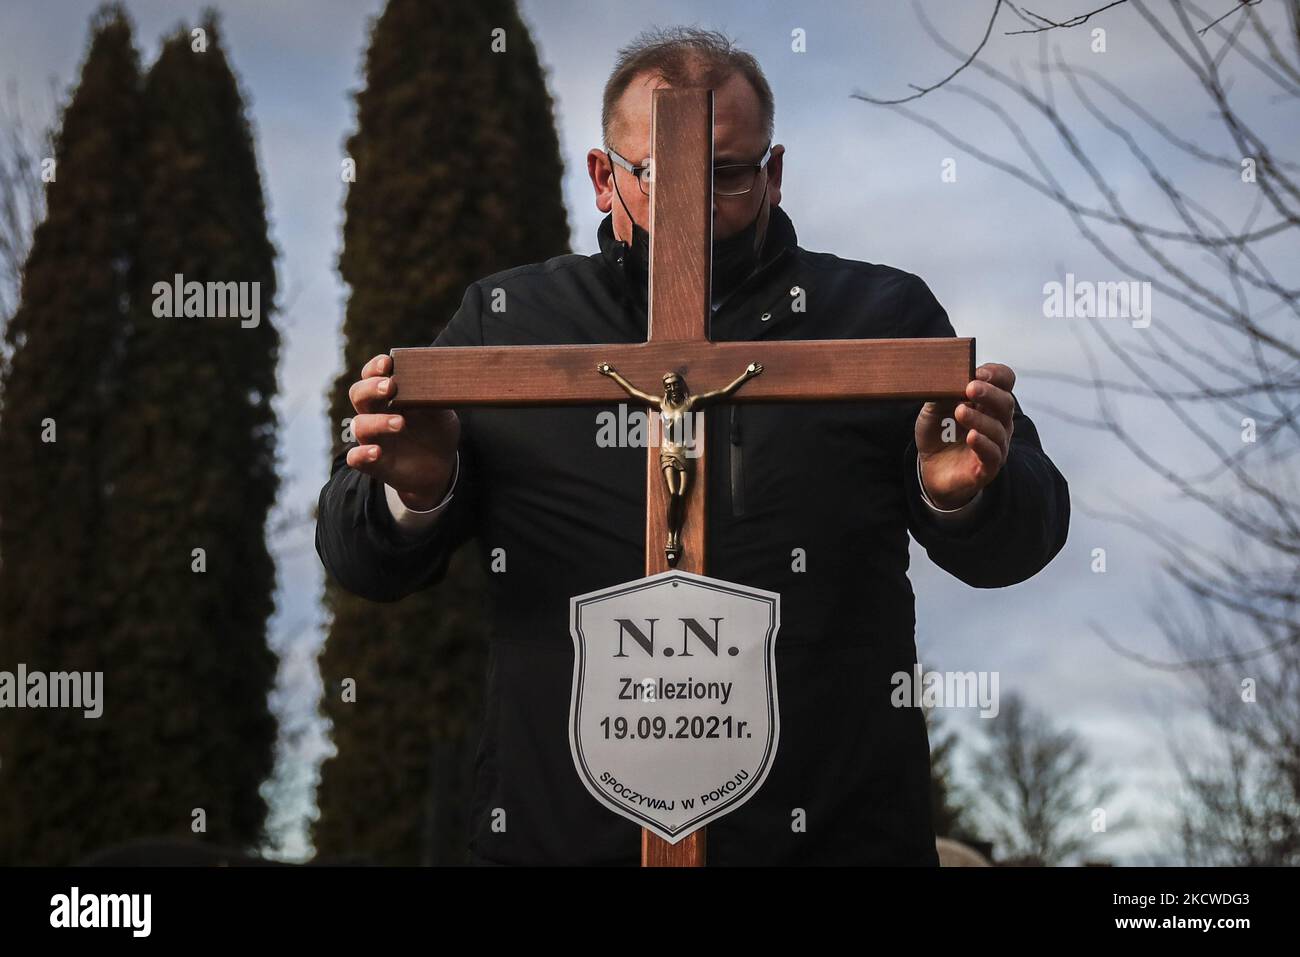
[602,27,775,147]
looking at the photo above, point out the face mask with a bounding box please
[612,156,768,299]
[711,179,769,298]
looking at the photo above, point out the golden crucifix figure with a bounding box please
[598,361,763,565]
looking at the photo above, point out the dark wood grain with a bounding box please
[642,827,706,868]
[640,422,705,867]
[639,88,713,869]
[388,337,974,407]
[647,89,712,343]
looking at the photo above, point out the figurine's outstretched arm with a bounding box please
[597,362,659,405]
[693,362,764,406]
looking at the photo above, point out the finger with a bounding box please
[955,403,1008,452]
[361,354,392,379]
[965,379,1014,425]
[345,443,383,473]
[922,398,959,420]
[975,362,1016,393]
[349,374,395,414]
[352,412,405,444]
[966,429,1004,473]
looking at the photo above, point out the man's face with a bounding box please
[587,68,785,249]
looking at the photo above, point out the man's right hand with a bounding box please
[346,353,459,510]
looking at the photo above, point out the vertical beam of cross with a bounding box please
[640,88,713,867]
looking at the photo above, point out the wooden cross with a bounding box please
[388,89,973,867]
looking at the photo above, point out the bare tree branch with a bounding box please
[852,0,1006,104]
[1004,0,1131,35]
[856,0,1300,863]
[1197,0,1263,36]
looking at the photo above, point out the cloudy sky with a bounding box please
[2,0,1294,864]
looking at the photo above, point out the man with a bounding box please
[316,28,1070,865]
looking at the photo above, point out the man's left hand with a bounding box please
[914,362,1016,509]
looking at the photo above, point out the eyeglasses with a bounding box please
[606,143,773,197]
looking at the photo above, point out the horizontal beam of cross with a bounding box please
[389,337,973,407]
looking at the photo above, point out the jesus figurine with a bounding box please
[598,361,763,565]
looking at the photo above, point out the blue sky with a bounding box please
[2,0,1294,864]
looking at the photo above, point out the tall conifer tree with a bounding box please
[0,4,142,865]
[92,12,280,856]
[315,0,570,863]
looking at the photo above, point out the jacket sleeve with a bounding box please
[314,284,483,603]
[898,275,1071,588]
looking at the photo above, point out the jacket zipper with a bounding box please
[729,404,745,517]
[715,247,795,520]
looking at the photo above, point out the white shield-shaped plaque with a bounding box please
[569,570,780,844]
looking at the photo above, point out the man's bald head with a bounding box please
[601,27,774,148]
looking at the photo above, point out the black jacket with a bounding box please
[315,205,1070,865]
